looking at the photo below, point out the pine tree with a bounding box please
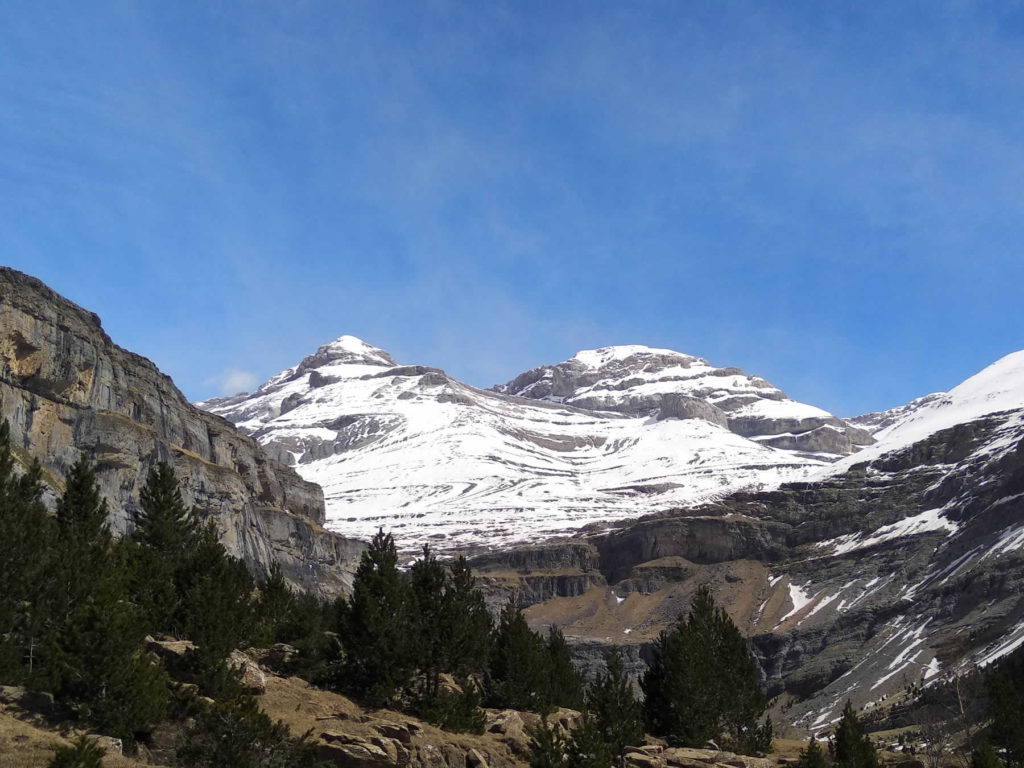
[134,462,200,552]
[486,601,553,713]
[410,545,449,699]
[987,670,1024,768]
[51,457,112,632]
[832,701,879,768]
[340,528,412,706]
[794,736,828,768]
[176,521,257,659]
[588,648,644,767]
[566,709,613,768]
[55,457,110,540]
[177,694,324,768]
[129,462,202,633]
[48,459,168,746]
[972,739,1005,768]
[256,562,295,645]
[441,555,491,680]
[48,735,106,768]
[0,418,56,685]
[641,585,768,750]
[546,627,585,711]
[527,716,568,768]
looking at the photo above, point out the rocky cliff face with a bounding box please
[0,268,362,597]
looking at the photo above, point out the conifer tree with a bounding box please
[641,585,769,750]
[546,627,585,711]
[566,709,613,768]
[49,457,168,745]
[794,736,828,768]
[487,601,552,713]
[987,669,1024,768]
[0,418,56,685]
[527,716,568,768]
[129,462,202,632]
[341,528,412,705]
[51,458,112,629]
[588,648,644,767]
[56,457,110,539]
[832,701,880,768]
[410,545,449,699]
[442,555,491,679]
[972,739,1005,768]
[48,735,106,768]
[134,462,200,553]
[256,562,295,644]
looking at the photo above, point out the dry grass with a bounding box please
[0,708,145,768]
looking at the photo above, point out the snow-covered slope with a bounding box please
[497,346,873,455]
[199,338,860,551]
[823,350,1024,477]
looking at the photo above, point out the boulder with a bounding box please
[145,636,196,659]
[229,650,267,694]
[372,720,414,747]
[626,752,666,768]
[318,732,394,768]
[88,735,123,755]
[486,710,526,743]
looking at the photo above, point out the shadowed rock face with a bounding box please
[0,268,363,598]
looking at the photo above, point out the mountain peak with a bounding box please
[569,344,702,369]
[304,335,397,369]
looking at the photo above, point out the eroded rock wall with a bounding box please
[0,268,362,597]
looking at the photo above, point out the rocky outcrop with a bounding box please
[470,542,606,613]
[0,268,362,597]
[594,514,791,585]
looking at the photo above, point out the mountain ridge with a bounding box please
[200,335,873,552]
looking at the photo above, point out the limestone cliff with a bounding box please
[0,268,362,597]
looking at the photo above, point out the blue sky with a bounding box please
[2,1,1023,416]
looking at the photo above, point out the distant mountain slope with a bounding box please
[826,350,1024,476]
[473,348,1024,732]
[200,338,868,552]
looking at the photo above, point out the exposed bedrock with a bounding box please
[0,268,363,597]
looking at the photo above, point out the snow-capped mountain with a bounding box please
[496,345,872,454]
[823,350,1024,476]
[199,337,868,551]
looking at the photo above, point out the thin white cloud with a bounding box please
[210,368,259,396]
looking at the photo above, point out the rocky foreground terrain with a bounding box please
[0,268,364,596]
[0,644,839,768]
